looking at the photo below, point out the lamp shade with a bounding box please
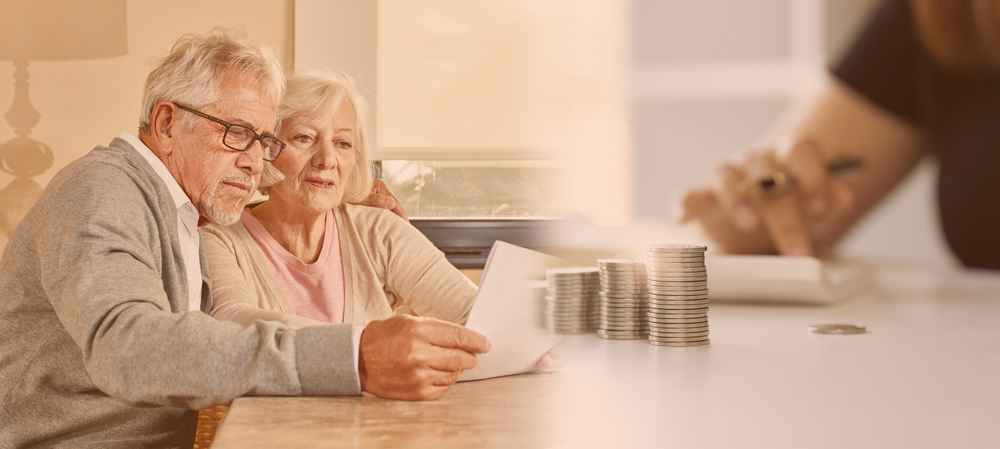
[0,0,127,61]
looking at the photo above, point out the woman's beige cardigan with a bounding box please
[199,204,477,329]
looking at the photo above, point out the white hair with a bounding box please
[138,28,285,132]
[271,71,373,203]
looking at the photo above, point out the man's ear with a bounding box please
[149,102,179,155]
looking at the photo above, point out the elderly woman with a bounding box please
[200,72,477,354]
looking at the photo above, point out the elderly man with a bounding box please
[0,30,488,449]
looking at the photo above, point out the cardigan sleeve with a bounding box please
[366,208,478,324]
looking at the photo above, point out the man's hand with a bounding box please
[354,180,408,219]
[358,315,490,400]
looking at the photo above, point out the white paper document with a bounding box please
[459,241,563,382]
[707,255,876,304]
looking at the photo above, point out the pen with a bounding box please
[757,157,862,194]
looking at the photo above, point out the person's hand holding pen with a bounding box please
[679,140,859,257]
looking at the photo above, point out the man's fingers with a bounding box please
[426,348,478,372]
[429,368,462,386]
[418,320,491,353]
[754,193,813,256]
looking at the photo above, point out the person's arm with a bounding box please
[368,210,477,324]
[37,164,361,408]
[200,226,326,329]
[682,79,923,256]
[681,0,925,256]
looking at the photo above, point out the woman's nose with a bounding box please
[313,140,338,169]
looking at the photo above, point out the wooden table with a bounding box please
[213,266,1000,449]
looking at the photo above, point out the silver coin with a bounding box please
[648,299,710,306]
[644,262,705,269]
[546,292,598,299]
[547,281,600,288]
[546,304,594,311]
[647,327,709,335]
[648,339,711,346]
[647,279,708,285]
[647,265,707,271]
[648,339,709,347]
[646,256,706,263]
[546,297,595,303]
[548,314,594,321]
[601,287,646,293]
[647,296,710,303]
[597,334,644,341]
[648,318,708,325]
[600,294,647,299]
[599,302,647,309]
[646,272,707,280]
[597,300,647,307]
[647,289,709,296]
[599,302,647,308]
[646,322,708,330]
[646,311,708,319]
[649,334,711,341]
[600,320,644,326]
[600,278,644,284]
[810,323,868,335]
[547,277,599,284]
[647,274,708,280]
[648,243,708,251]
[546,307,595,313]
[599,269,643,273]
[647,285,709,291]
[597,327,646,334]
[648,293,710,300]
[647,305,708,312]
[599,316,645,323]
[646,318,708,326]
[646,326,708,332]
[646,288,709,295]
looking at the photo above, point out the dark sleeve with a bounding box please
[830,0,926,127]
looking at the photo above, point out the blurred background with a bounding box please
[629,0,951,267]
[0,0,953,267]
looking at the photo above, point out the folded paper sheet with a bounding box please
[459,241,563,382]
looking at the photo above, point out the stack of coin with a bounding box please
[545,267,599,334]
[596,258,647,340]
[646,244,710,347]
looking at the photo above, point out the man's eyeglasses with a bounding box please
[173,102,285,161]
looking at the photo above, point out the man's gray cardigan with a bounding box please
[0,139,360,449]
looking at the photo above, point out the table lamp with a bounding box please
[0,0,127,249]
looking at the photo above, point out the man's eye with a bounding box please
[335,140,353,149]
[294,134,315,144]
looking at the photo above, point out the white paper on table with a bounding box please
[458,241,563,382]
[707,255,877,304]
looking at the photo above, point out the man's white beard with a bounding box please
[201,183,251,225]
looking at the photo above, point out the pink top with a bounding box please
[241,209,346,323]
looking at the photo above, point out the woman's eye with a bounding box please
[294,134,315,145]
[335,140,354,150]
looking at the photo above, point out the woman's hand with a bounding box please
[679,141,854,257]
[355,180,408,219]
